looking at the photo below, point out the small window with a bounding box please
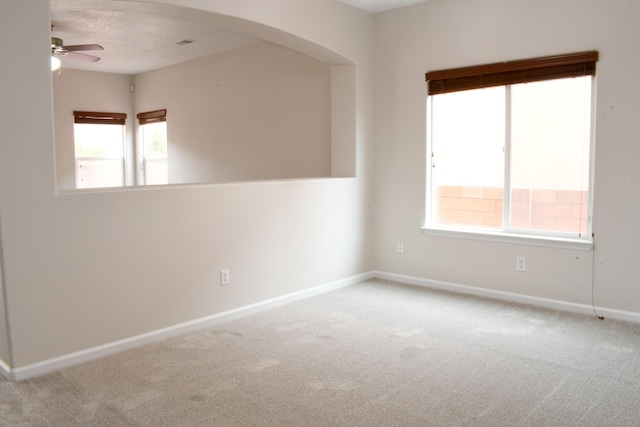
[73,111,126,189]
[425,52,597,241]
[137,109,168,185]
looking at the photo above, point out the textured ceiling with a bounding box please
[50,0,429,75]
[50,0,258,75]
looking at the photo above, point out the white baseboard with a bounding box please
[4,269,638,382]
[372,271,640,324]
[0,359,10,380]
[2,272,374,382]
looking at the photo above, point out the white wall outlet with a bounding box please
[397,242,404,254]
[516,256,526,272]
[220,269,230,285]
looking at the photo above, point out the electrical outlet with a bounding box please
[397,242,404,254]
[220,269,230,285]
[516,256,526,272]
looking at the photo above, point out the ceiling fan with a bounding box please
[51,37,103,64]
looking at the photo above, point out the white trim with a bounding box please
[422,227,593,251]
[373,271,640,324]
[424,76,596,253]
[2,272,373,382]
[5,269,640,382]
[0,358,11,381]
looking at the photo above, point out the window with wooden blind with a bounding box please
[137,109,168,185]
[73,111,127,189]
[424,52,597,247]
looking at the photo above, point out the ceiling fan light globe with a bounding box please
[51,56,61,71]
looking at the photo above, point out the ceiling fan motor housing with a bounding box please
[51,37,66,53]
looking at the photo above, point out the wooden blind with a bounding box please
[73,111,127,125]
[426,51,599,95]
[137,109,167,125]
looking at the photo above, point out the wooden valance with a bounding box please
[426,51,599,95]
[73,111,127,125]
[137,109,167,125]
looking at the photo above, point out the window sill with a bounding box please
[421,227,593,251]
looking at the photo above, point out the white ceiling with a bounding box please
[50,0,429,75]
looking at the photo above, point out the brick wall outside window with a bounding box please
[436,186,588,233]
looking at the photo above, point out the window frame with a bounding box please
[73,111,128,189]
[423,52,598,251]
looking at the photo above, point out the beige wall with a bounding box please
[11,0,639,377]
[0,0,374,369]
[374,0,640,311]
[134,41,332,184]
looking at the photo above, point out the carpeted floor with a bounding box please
[2,279,640,426]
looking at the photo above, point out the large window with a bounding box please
[137,109,168,185]
[425,52,597,242]
[73,111,126,189]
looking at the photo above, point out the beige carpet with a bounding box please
[2,279,640,426]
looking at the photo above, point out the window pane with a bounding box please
[141,122,168,185]
[76,159,124,189]
[74,124,124,157]
[144,159,168,186]
[74,123,126,189]
[510,77,591,234]
[431,86,505,229]
[142,122,167,157]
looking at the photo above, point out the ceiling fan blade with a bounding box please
[64,44,104,52]
[65,51,101,63]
